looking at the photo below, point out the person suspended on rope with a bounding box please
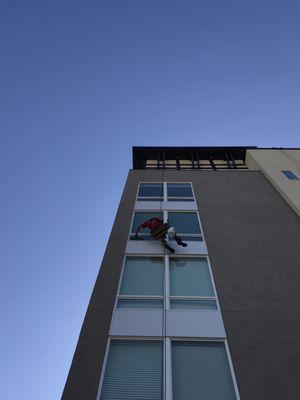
[135,217,187,253]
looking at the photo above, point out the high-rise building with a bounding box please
[62,146,300,400]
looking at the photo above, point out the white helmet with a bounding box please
[167,227,176,238]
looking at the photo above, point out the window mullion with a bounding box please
[163,182,167,202]
[165,338,173,400]
[165,255,170,310]
[164,210,168,224]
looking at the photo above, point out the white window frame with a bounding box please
[115,254,165,310]
[166,182,195,202]
[137,182,164,201]
[96,337,240,400]
[136,182,195,202]
[166,210,203,242]
[168,255,218,311]
[114,254,218,312]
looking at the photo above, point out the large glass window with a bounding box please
[117,257,217,311]
[100,340,238,400]
[130,212,163,240]
[117,257,164,309]
[101,340,163,400]
[168,212,202,241]
[138,183,164,201]
[172,341,237,400]
[169,257,214,296]
[120,257,164,296]
[169,257,217,310]
[167,183,193,201]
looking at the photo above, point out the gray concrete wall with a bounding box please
[62,169,300,400]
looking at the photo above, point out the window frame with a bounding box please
[169,338,240,400]
[136,182,195,202]
[115,254,165,310]
[115,254,218,312]
[96,337,165,400]
[167,255,218,311]
[166,211,203,241]
[96,337,240,400]
[166,183,195,202]
[137,182,164,201]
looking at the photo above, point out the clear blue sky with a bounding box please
[1,0,300,399]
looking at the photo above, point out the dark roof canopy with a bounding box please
[132,146,257,169]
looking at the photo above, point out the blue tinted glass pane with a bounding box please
[118,299,163,309]
[282,170,299,180]
[168,198,194,202]
[120,257,164,295]
[168,212,201,234]
[138,183,163,197]
[171,299,217,310]
[131,212,163,233]
[170,235,202,242]
[172,342,237,400]
[137,198,162,201]
[130,235,155,241]
[167,183,193,198]
[169,258,214,296]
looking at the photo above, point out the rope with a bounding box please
[159,166,167,400]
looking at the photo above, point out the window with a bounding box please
[130,212,163,240]
[167,183,194,201]
[137,182,194,202]
[282,170,300,180]
[117,256,217,311]
[169,257,217,310]
[172,341,237,400]
[170,299,217,310]
[117,256,164,309]
[100,340,163,400]
[168,212,202,241]
[100,340,238,400]
[130,211,202,241]
[138,183,163,201]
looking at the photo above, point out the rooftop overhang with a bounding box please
[132,146,257,169]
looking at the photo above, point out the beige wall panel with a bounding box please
[246,149,300,216]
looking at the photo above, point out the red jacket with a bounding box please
[140,218,163,232]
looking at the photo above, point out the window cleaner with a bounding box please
[135,217,187,253]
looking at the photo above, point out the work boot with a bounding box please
[176,237,187,247]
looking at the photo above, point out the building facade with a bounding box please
[62,146,300,400]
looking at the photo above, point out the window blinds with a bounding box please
[100,340,163,400]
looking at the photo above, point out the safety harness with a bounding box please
[151,222,170,239]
